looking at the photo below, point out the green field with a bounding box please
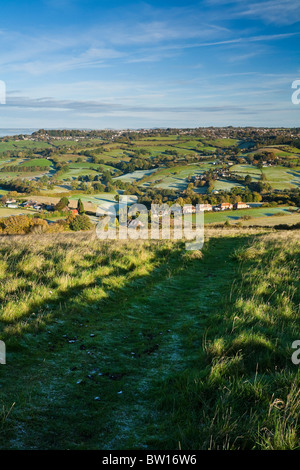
[184,206,295,225]
[69,162,102,170]
[20,158,52,168]
[0,140,53,153]
[114,168,158,183]
[55,168,99,181]
[262,167,300,190]
[205,206,295,224]
[213,179,244,191]
[204,138,238,148]
[0,171,48,179]
[230,164,262,181]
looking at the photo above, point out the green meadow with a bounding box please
[20,158,52,168]
[183,206,295,225]
[262,167,300,190]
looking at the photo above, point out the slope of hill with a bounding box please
[0,229,299,449]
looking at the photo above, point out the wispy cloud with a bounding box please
[4,95,256,115]
[205,0,300,25]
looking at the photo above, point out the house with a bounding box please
[21,200,37,208]
[6,199,17,204]
[70,209,79,215]
[198,204,213,212]
[233,202,250,210]
[218,203,233,211]
[182,206,196,214]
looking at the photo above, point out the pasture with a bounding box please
[20,158,52,168]
[185,206,295,225]
[262,166,300,190]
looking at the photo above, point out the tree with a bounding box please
[244,175,252,185]
[77,199,85,214]
[55,197,69,211]
[253,192,262,202]
[69,214,93,231]
[93,182,105,192]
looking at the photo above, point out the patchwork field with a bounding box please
[139,163,215,190]
[1,134,299,196]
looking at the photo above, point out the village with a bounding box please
[1,197,79,216]
[182,201,250,213]
[1,195,250,216]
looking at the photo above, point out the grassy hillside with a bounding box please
[0,229,299,449]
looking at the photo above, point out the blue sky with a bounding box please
[0,0,299,128]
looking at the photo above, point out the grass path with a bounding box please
[102,236,244,450]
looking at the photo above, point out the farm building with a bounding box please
[233,202,250,210]
[198,204,213,212]
[218,203,233,211]
[182,206,196,214]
